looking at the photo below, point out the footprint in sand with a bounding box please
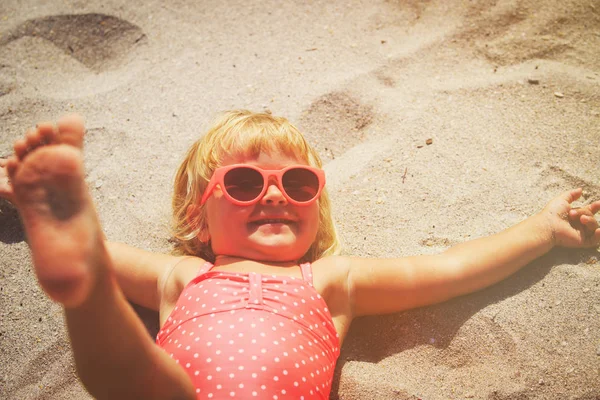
[450,0,598,68]
[0,13,146,72]
[535,163,600,201]
[298,91,374,163]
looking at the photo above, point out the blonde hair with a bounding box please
[171,110,341,263]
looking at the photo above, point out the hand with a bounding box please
[542,188,600,248]
[0,157,15,203]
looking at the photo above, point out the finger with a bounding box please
[0,176,13,191]
[589,200,600,215]
[0,184,15,203]
[569,208,580,219]
[0,158,7,167]
[570,203,595,218]
[590,228,600,247]
[562,188,582,204]
[580,214,599,231]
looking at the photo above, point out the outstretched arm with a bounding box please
[347,188,600,317]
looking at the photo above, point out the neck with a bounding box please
[214,255,300,268]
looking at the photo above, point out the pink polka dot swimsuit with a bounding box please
[156,262,341,399]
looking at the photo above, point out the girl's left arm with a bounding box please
[347,188,600,317]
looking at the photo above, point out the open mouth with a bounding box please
[249,218,295,226]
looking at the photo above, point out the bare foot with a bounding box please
[7,115,105,308]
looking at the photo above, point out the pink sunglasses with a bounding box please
[200,164,326,206]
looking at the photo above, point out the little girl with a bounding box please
[2,110,599,400]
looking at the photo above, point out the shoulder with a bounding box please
[311,255,376,299]
[311,255,351,277]
[312,255,374,282]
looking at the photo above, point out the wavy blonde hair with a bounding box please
[171,110,341,263]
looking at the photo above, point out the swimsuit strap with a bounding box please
[197,261,214,276]
[299,262,314,285]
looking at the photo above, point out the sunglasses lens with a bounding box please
[282,168,320,202]
[224,167,264,202]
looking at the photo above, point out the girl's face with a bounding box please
[203,150,320,263]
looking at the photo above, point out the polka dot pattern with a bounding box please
[156,262,340,399]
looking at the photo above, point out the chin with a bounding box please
[254,241,308,262]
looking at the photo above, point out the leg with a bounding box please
[7,117,94,306]
[7,116,196,399]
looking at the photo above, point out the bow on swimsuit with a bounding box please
[156,262,340,399]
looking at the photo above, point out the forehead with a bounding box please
[210,119,314,167]
[220,150,308,169]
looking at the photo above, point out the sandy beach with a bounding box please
[1,0,599,399]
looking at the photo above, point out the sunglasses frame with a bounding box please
[200,164,326,206]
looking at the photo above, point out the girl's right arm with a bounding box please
[105,241,186,311]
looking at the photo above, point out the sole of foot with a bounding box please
[9,116,104,308]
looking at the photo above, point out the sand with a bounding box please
[1,0,599,399]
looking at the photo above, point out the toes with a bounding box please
[15,123,58,160]
[57,114,85,149]
[13,115,83,163]
[36,121,58,144]
[6,156,18,177]
[25,126,43,148]
[13,138,29,159]
[27,121,58,149]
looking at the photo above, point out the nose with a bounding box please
[260,181,288,205]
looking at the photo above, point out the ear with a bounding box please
[186,204,210,243]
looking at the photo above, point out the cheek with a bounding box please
[302,206,321,237]
[206,201,251,237]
